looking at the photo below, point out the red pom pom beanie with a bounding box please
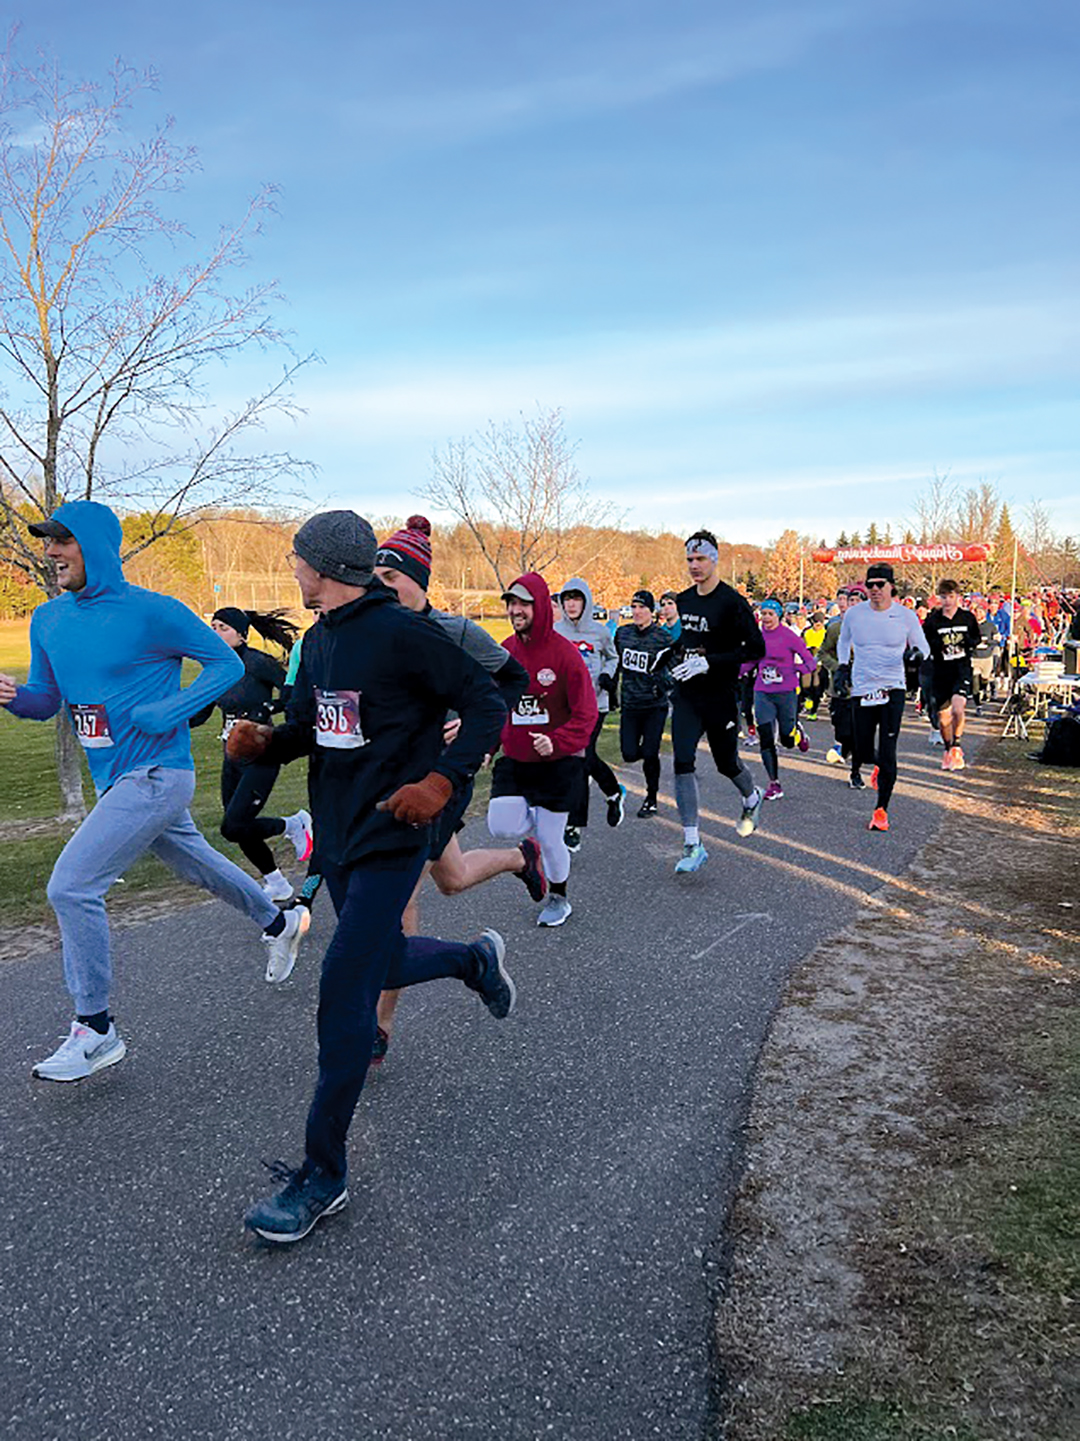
[375,514,433,590]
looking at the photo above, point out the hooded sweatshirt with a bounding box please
[4,500,243,794]
[500,572,598,762]
[553,577,618,713]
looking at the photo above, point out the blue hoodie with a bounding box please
[5,500,243,794]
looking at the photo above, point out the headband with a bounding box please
[685,538,719,563]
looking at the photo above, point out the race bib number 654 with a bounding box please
[315,689,368,749]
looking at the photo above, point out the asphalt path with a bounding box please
[0,711,968,1441]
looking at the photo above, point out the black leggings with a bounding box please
[569,712,621,827]
[620,705,667,801]
[221,755,285,874]
[851,690,906,811]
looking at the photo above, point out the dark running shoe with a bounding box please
[637,798,658,818]
[606,785,626,827]
[563,826,582,853]
[244,1160,348,1245]
[849,773,866,790]
[517,837,547,901]
[370,1025,390,1067]
[467,930,516,1019]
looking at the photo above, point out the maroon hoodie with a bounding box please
[500,572,598,762]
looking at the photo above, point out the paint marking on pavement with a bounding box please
[691,913,772,960]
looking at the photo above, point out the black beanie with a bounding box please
[212,606,249,637]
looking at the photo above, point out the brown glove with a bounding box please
[377,771,453,826]
[225,719,273,762]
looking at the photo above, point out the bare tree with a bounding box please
[0,46,314,816]
[420,407,617,591]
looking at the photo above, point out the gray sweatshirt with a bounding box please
[554,576,618,714]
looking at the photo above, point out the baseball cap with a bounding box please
[501,581,534,603]
[28,517,75,541]
[865,563,895,585]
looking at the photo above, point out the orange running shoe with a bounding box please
[941,749,954,771]
[868,807,889,832]
[951,745,965,770]
[870,765,879,789]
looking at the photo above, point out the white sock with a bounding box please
[683,825,700,846]
[745,788,761,807]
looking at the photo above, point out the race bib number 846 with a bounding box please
[315,689,368,749]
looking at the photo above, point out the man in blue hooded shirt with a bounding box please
[0,501,305,1082]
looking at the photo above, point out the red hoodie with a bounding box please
[500,572,598,762]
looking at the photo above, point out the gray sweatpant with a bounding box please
[46,765,280,1015]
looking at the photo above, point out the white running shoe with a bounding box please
[261,869,294,903]
[284,810,313,863]
[263,907,310,983]
[33,1021,126,1082]
[736,788,764,838]
[825,743,844,766]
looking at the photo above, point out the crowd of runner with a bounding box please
[1,501,1073,1244]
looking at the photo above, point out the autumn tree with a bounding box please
[0,48,312,815]
[764,528,802,599]
[421,407,616,592]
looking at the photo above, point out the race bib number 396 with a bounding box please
[71,703,114,749]
[315,689,368,749]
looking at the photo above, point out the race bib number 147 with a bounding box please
[315,689,368,749]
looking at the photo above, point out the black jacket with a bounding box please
[190,644,286,731]
[265,586,506,867]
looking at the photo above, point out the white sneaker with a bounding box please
[263,906,310,983]
[261,869,294,903]
[284,810,313,863]
[929,732,944,746]
[825,743,844,766]
[33,1021,126,1082]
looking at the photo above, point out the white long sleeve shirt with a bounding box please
[838,602,927,695]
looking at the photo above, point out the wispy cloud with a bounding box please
[337,6,858,148]
[299,295,1080,438]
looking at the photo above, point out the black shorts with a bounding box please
[931,661,973,711]
[490,754,585,813]
[430,778,474,863]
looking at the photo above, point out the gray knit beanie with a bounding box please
[292,510,377,586]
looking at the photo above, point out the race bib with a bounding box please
[860,689,888,707]
[315,689,367,749]
[943,643,966,661]
[622,648,650,675]
[512,693,550,726]
[760,665,783,687]
[70,703,114,749]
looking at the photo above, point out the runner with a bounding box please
[486,572,598,927]
[0,501,306,1082]
[753,599,815,801]
[191,606,313,901]
[614,589,672,817]
[923,579,982,771]
[837,563,928,831]
[235,510,510,1243]
[371,516,540,1057]
[798,609,828,720]
[669,529,766,873]
[971,601,1001,712]
[657,591,682,643]
[554,577,624,852]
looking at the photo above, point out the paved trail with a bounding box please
[0,717,963,1441]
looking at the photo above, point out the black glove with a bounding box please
[599,673,619,710]
[832,664,852,700]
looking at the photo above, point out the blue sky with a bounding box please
[24,0,1080,544]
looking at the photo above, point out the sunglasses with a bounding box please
[866,579,890,589]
